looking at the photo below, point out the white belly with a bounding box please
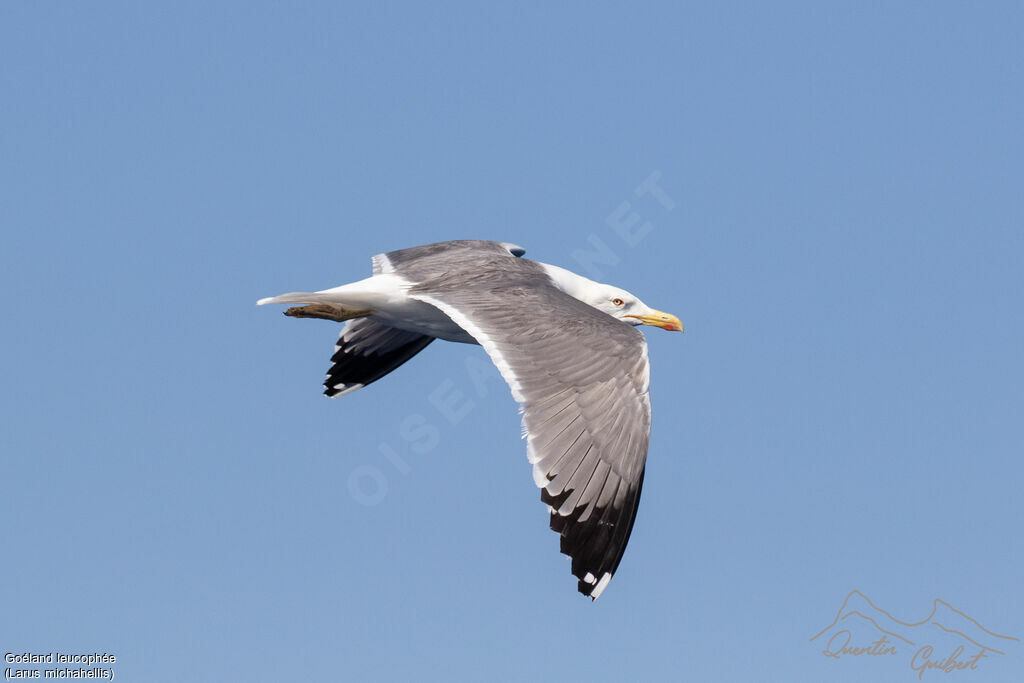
[331,273,478,343]
[368,300,478,344]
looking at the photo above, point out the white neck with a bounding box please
[539,263,605,301]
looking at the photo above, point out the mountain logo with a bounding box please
[810,590,1018,678]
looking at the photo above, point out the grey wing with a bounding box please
[409,285,651,599]
[324,318,434,397]
[374,240,527,282]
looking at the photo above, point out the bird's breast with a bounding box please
[369,299,478,344]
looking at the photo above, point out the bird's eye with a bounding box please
[612,298,625,306]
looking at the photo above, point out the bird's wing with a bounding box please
[409,284,651,599]
[324,318,434,397]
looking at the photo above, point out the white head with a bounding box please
[541,264,683,332]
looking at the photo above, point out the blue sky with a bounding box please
[2,2,1021,682]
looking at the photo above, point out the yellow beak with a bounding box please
[626,309,684,332]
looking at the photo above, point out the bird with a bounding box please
[258,239,682,599]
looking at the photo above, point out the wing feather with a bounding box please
[323,318,434,397]
[409,280,652,599]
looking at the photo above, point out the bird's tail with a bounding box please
[257,291,331,306]
[257,274,403,309]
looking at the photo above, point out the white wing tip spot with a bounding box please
[591,572,613,599]
[328,383,364,398]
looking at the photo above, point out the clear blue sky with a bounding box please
[2,2,1021,682]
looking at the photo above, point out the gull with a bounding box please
[258,240,682,599]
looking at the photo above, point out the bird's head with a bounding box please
[586,285,683,332]
[541,263,683,332]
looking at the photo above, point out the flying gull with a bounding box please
[258,240,682,599]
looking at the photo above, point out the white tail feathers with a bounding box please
[257,274,411,309]
[256,292,330,306]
